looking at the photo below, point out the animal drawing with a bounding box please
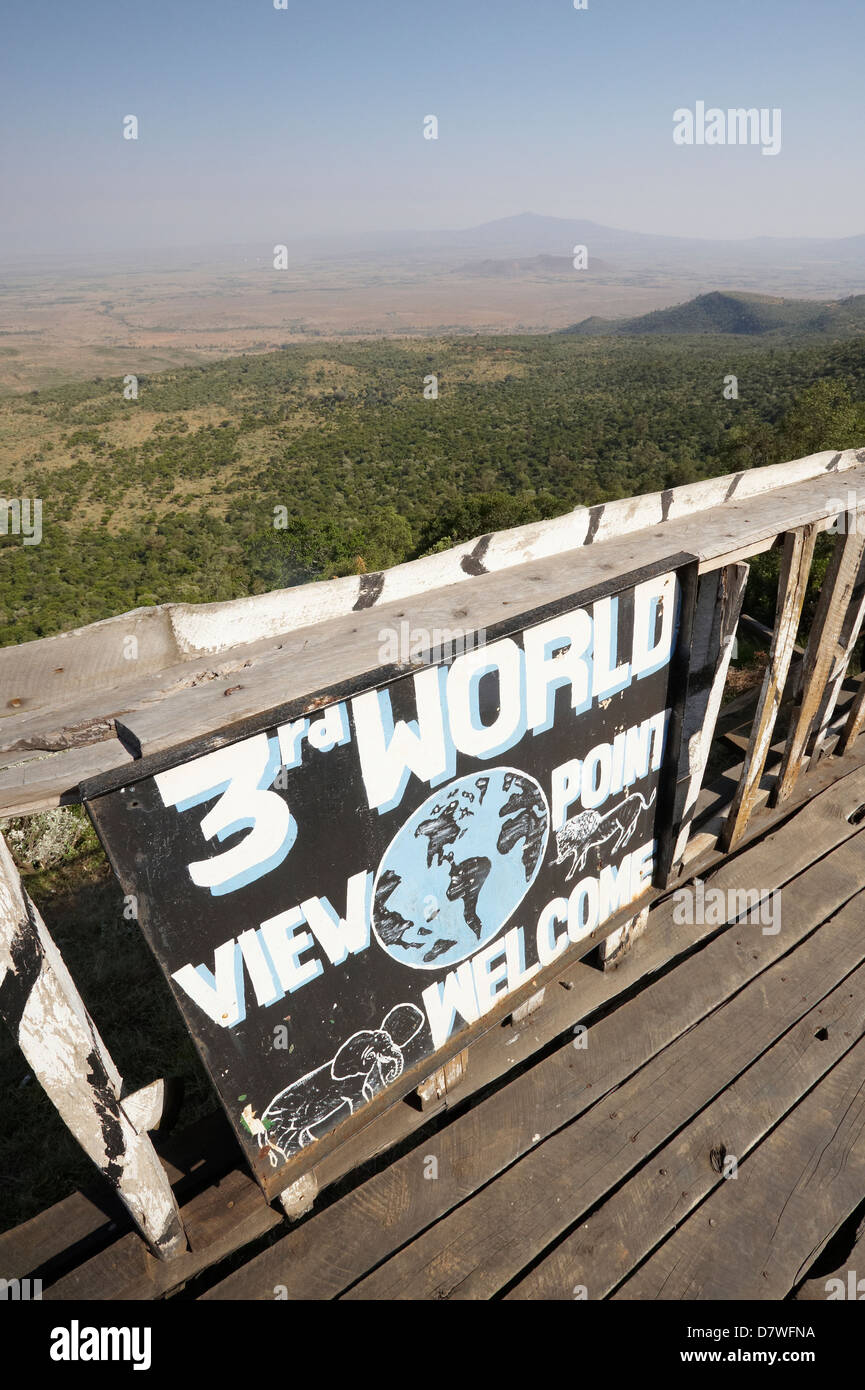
[554,787,656,881]
[260,1003,425,1155]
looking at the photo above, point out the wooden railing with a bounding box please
[2,444,865,1259]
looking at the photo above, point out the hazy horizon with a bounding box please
[2,0,864,258]
[3,209,865,285]
[2,1,862,393]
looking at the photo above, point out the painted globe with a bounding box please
[372,767,549,969]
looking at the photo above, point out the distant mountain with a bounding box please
[14,212,865,290]
[365,212,865,262]
[313,213,865,296]
[562,291,865,337]
[439,213,650,255]
[452,253,612,278]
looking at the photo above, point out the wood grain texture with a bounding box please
[0,834,186,1260]
[4,455,865,783]
[613,1035,865,1300]
[0,1109,242,1284]
[774,520,865,805]
[667,563,748,875]
[43,1167,280,1301]
[2,449,860,719]
[203,779,865,1301]
[839,671,865,756]
[0,741,133,816]
[807,541,865,758]
[721,526,817,851]
[110,465,865,759]
[341,835,865,1301]
[795,1216,865,1300]
[507,928,865,1300]
[0,1186,127,1284]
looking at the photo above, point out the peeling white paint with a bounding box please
[0,833,186,1259]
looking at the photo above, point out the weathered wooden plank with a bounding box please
[0,1108,240,1283]
[2,868,697,1288]
[774,519,865,805]
[0,645,270,755]
[614,1035,865,1300]
[597,905,649,970]
[10,749,865,1298]
[202,790,865,1301]
[43,1166,281,1301]
[341,843,865,1301]
[665,563,748,876]
[807,542,865,758]
[306,750,865,1188]
[4,554,685,764]
[0,833,186,1260]
[795,1216,865,1301]
[838,671,865,756]
[2,450,859,721]
[0,607,180,722]
[0,741,133,816]
[0,1187,127,1284]
[416,1049,469,1111]
[88,463,865,760]
[288,755,865,1206]
[739,609,804,657]
[507,935,865,1300]
[0,457,861,776]
[682,689,865,857]
[721,526,817,851]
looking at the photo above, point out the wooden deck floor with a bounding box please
[201,759,865,1302]
[6,759,865,1303]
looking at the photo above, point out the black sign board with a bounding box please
[84,554,698,1195]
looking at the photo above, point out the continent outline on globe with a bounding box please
[371,766,550,971]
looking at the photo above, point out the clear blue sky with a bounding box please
[1,0,862,254]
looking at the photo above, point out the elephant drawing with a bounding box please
[260,1003,425,1154]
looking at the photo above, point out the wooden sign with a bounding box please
[83,555,698,1196]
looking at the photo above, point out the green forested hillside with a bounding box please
[566,291,865,338]
[2,333,865,646]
